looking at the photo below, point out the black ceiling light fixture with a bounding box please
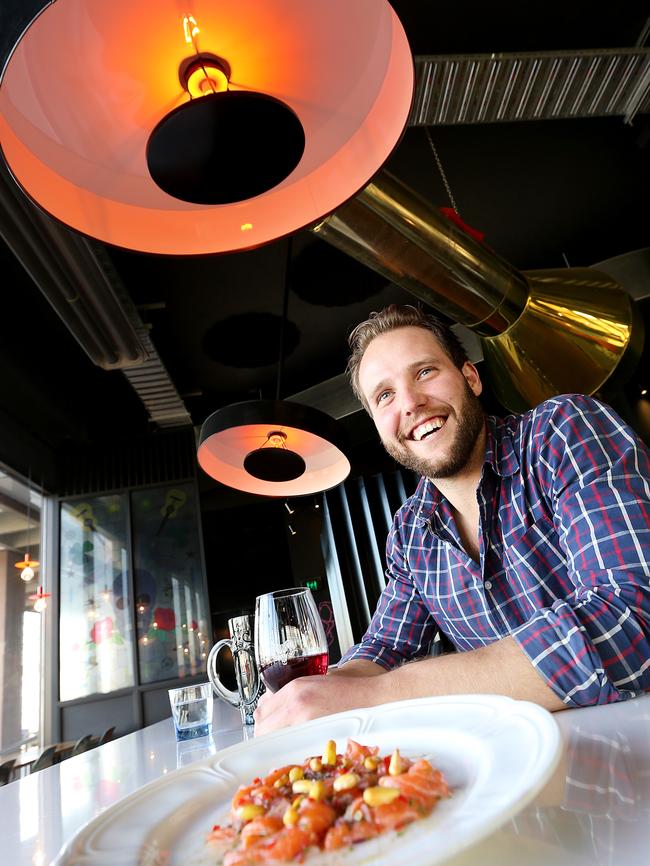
[197,239,351,496]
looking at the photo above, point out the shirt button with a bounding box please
[484,580,492,590]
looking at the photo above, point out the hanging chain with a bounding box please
[276,237,292,401]
[425,127,460,217]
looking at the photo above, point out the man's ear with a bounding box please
[462,361,483,397]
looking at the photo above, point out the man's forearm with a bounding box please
[381,636,565,711]
[330,658,386,677]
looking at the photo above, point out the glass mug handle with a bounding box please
[207,640,261,722]
[206,639,240,707]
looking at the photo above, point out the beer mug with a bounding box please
[207,615,262,728]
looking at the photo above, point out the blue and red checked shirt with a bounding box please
[341,394,650,706]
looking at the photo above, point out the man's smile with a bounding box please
[410,416,447,441]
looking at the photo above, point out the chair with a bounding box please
[70,735,95,757]
[98,726,116,746]
[30,746,57,773]
[0,758,16,786]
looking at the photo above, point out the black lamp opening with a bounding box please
[243,446,306,482]
[146,90,305,204]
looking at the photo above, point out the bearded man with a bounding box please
[255,305,650,734]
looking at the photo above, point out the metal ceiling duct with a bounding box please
[313,170,644,413]
[410,48,650,126]
[0,160,192,428]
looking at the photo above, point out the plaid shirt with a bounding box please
[342,394,650,706]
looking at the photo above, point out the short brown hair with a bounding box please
[347,304,469,412]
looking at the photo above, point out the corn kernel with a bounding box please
[288,767,304,782]
[282,807,298,827]
[309,758,322,772]
[333,772,360,792]
[388,749,405,776]
[363,786,401,807]
[236,804,266,821]
[322,739,337,766]
[309,780,326,801]
[292,795,305,809]
[364,756,380,771]
[273,774,289,788]
[292,779,312,794]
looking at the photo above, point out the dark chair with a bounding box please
[98,726,116,746]
[0,758,16,785]
[70,735,95,757]
[30,746,57,773]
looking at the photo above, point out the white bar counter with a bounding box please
[1,694,649,866]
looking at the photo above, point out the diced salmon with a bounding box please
[324,819,380,850]
[241,816,284,848]
[378,759,449,811]
[372,798,421,831]
[223,827,311,866]
[296,799,337,843]
[345,740,379,764]
[263,765,296,787]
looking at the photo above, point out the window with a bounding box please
[59,495,135,701]
[0,472,43,754]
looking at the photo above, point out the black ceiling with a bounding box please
[1,1,649,494]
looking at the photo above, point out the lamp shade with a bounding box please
[197,401,350,496]
[0,0,414,255]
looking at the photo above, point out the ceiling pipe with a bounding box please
[312,170,644,412]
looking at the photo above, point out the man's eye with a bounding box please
[418,367,434,379]
[377,390,391,404]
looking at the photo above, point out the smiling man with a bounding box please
[254,305,650,735]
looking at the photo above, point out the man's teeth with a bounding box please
[413,418,444,441]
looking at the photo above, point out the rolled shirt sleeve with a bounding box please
[511,396,650,706]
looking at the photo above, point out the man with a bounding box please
[255,305,650,734]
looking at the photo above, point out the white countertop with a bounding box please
[1,694,649,866]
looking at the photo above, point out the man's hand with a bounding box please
[254,661,386,736]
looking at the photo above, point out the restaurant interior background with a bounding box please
[0,1,649,758]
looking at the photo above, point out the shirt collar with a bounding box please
[408,414,520,525]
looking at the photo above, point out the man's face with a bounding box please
[358,326,485,479]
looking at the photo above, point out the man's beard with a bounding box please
[382,381,485,479]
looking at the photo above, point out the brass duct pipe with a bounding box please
[313,170,643,412]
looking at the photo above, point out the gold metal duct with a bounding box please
[313,171,643,412]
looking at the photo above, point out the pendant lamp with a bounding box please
[0,0,414,255]
[14,477,39,581]
[198,399,351,496]
[197,239,351,496]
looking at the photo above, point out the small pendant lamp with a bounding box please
[14,476,39,581]
[0,0,414,255]
[198,239,350,496]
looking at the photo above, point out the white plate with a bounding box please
[53,694,561,866]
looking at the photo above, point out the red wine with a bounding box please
[261,652,329,693]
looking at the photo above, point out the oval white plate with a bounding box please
[53,694,561,866]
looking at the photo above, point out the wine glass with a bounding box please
[255,587,329,693]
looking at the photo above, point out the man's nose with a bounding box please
[401,384,426,415]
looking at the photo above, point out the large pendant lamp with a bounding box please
[0,0,414,255]
[198,240,351,496]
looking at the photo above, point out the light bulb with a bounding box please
[20,566,35,581]
[34,597,47,613]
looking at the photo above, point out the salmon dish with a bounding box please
[207,738,450,865]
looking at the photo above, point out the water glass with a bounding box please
[168,682,213,741]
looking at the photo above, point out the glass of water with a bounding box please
[168,682,213,741]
